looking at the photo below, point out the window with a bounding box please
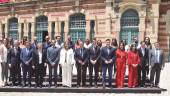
[8,18,18,40]
[120,9,139,44]
[36,16,48,43]
[90,20,95,41]
[61,21,65,42]
[28,23,32,41]
[69,13,86,43]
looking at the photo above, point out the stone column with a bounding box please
[0,23,2,38]
[64,20,69,41]
[106,15,111,34]
[55,18,60,36]
[86,19,90,39]
[48,21,52,39]
[139,17,145,42]
[24,22,28,37]
[4,23,8,38]
[18,23,22,41]
[95,16,98,35]
[31,22,35,41]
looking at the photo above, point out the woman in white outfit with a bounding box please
[0,39,3,87]
[0,38,8,87]
[59,42,75,87]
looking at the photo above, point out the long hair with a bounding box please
[118,42,125,51]
[130,44,137,53]
[111,38,118,47]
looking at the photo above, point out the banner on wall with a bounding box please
[0,0,9,3]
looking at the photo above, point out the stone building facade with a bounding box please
[0,0,169,60]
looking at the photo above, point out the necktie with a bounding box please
[93,46,95,53]
[107,48,110,56]
[81,48,83,58]
[26,48,29,55]
[14,48,17,56]
[156,50,159,63]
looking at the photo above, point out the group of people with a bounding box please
[0,35,165,89]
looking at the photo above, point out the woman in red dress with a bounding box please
[116,42,127,88]
[127,44,140,88]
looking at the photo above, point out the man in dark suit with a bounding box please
[8,40,21,86]
[47,40,60,88]
[32,44,45,88]
[74,41,88,87]
[42,36,51,78]
[67,35,74,49]
[89,38,100,87]
[101,39,116,89]
[138,41,149,87]
[149,42,165,88]
[20,41,33,87]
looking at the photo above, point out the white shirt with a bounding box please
[39,51,42,64]
[84,43,92,49]
[155,49,160,63]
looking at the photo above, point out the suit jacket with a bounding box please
[101,46,116,64]
[59,48,75,66]
[138,47,149,66]
[32,49,45,67]
[42,41,51,61]
[89,44,101,61]
[8,47,21,65]
[74,47,88,64]
[149,48,164,68]
[20,47,33,66]
[47,46,60,65]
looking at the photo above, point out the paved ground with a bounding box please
[0,62,169,96]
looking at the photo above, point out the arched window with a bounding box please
[8,18,18,40]
[69,13,86,43]
[36,16,48,43]
[90,20,95,41]
[120,9,139,44]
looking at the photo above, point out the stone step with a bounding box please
[0,87,166,93]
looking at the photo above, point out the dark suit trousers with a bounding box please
[48,64,58,85]
[89,61,99,85]
[22,64,32,84]
[35,64,44,85]
[76,63,87,86]
[150,64,161,85]
[102,63,113,86]
[10,64,21,84]
[138,65,147,86]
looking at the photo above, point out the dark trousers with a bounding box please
[138,65,147,86]
[10,64,21,85]
[22,64,32,85]
[35,64,44,86]
[89,62,99,85]
[150,64,161,86]
[76,63,87,86]
[102,63,113,86]
[48,64,58,85]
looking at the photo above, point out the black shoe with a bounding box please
[22,83,26,87]
[76,85,80,88]
[82,84,86,87]
[35,84,38,88]
[28,84,32,87]
[48,84,52,88]
[155,85,160,88]
[55,84,57,88]
[39,85,42,88]
[94,83,98,88]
